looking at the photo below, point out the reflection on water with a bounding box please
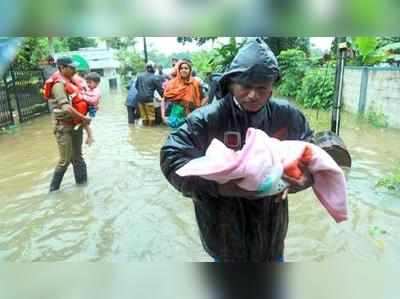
[0,94,399,262]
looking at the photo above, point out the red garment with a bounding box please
[45,71,88,124]
[72,97,88,118]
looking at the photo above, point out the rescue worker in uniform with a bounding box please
[48,57,92,192]
[160,38,315,262]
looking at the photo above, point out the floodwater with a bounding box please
[0,93,399,262]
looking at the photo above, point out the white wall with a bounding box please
[342,67,400,129]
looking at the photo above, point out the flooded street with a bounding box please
[0,92,399,262]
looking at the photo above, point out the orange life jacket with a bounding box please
[43,72,88,123]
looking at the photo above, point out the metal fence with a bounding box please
[9,68,49,123]
[0,77,14,128]
[0,68,49,128]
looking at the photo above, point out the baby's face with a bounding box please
[87,80,98,89]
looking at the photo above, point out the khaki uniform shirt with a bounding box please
[50,82,73,122]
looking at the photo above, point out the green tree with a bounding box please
[350,37,387,65]
[277,49,309,98]
[191,50,216,79]
[263,37,310,56]
[102,37,136,49]
[297,65,335,110]
[147,48,171,68]
[177,37,310,71]
[177,37,310,56]
[169,51,192,61]
[116,48,145,86]
[13,37,69,69]
[377,37,400,48]
[177,37,217,45]
[61,37,97,51]
[208,37,244,72]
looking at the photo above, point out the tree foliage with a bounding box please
[116,48,145,86]
[177,37,310,72]
[208,37,244,72]
[191,50,215,79]
[262,37,310,56]
[377,37,400,48]
[347,36,400,66]
[377,163,400,191]
[297,66,335,110]
[177,37,217,46]
[61,37,97,51]
[277,49,309,97]
[13,37,98,69]
[352,37,386,65]
[277,48,335,111]
[13,37,69,69]
[101,37,136,49]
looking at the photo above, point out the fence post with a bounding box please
[358,66,369,114]
[3,73,14,124]
[9,68,23,123]
[331,37,347,136]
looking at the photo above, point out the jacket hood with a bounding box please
[219,37,279,97]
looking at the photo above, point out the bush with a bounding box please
[297,67,335,110]
[277,49,309,97]
[366,106,388,128]
[191,50,215,80]
[208,38,243,73]
[116,48,145,86]
[377,164,400,191]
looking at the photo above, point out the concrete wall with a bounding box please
[342,66,400,129]
[342,68,363,114]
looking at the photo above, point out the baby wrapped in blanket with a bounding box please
[176,128,348,223]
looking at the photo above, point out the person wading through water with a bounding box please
[160,38,315,262]
[47,57,92,192]
[135,62,164,126]
[161,60,207,128]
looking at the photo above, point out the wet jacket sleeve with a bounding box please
[160,113,219,198]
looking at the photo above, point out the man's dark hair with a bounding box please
[146,62,155,73]
[171,58,178,67]
[146,66,155,73]
[85,72,101,83]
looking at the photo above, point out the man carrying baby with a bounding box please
[160,38,315,262]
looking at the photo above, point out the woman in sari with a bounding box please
[161,60,207,128]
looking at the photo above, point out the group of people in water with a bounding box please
[45,38,350,263]
[125,58,216,128]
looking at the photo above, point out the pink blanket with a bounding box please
[176,128,348,223]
